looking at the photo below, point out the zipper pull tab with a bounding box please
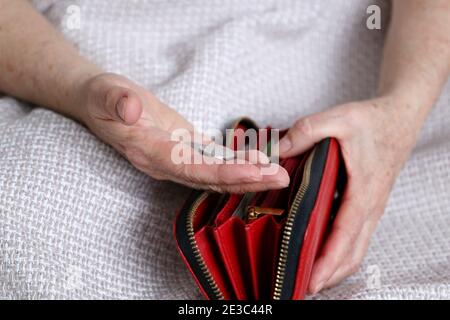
[247,206,284,221]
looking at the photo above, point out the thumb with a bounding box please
[102,86,143,125]
[278,110,342,158]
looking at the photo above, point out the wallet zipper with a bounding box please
[247,206,284,221]
[272,149,316,300]
[186,192,225,300]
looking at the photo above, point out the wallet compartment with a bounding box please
[174,119,343,300]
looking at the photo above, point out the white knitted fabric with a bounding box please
[0,0,449,299]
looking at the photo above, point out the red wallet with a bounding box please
[174,118,344,300]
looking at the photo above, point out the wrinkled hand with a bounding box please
[278,97,421,294]
[77,73,289,192]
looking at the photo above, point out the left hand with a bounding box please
[278,96,423,294]
[76,73,290,193]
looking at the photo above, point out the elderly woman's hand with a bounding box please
[278,96,422,293]
[77,73,289,192]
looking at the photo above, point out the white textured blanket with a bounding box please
[0,0,449,299]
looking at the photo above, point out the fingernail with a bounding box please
[116,97,127,122]
[278,137,292,154]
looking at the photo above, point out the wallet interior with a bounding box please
[175,135,341,300]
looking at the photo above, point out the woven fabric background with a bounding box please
[0,0,449,299]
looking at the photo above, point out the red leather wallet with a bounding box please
[174,118,344,300]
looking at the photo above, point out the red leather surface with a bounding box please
[291,138,340,299]
[214,194,242,227]
[195,226,235,300]
[214,217,251,299]
[246,215,282,299]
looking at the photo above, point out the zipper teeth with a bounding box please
[186,192,224,300]
[272,149,316,300]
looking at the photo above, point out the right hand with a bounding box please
[75,73,289,192]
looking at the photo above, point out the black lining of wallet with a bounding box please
[176,190,221,300]
[279,138,331,300]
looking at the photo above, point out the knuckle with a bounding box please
[293,118,313,139]
[292,118,313,138]
[104,87,117,108]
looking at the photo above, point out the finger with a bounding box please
[167,164,290,193]
[180,162,290,187]
[154,136,291,186]
[213,164,290,191]
[278,110,347,158]
[308,184,365,294]
[103,86,143,125]
[199,143,270,165]
[321,218,378,289]
[235,149,270,165]
[188,177,291,193]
